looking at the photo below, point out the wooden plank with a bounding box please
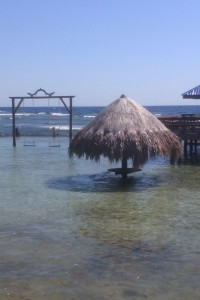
[108,168,141,175]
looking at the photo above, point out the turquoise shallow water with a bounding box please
[0,137,199,300]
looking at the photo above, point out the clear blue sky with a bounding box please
[1,0,200,106]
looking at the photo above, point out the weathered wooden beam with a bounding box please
[11,98,16,147]
[10,93,75,147]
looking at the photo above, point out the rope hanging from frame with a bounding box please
[23,98,35,146]
[48,97,61,147]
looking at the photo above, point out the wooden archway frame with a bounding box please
[10,88,75,147]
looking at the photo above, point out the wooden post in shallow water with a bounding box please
[69,96,73,141]
[11,98,16,147]
[121,157,128,180]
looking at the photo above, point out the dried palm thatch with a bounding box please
[69,95,181,171]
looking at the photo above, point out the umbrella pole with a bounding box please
[122,158,128,180]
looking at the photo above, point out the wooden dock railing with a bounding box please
[158,114,200,153]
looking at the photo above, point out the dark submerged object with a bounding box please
[69,95,181,179]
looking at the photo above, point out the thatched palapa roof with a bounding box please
[69,95,181,168]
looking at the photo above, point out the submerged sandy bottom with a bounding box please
[0,137,199,299]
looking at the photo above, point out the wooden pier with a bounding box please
[158,114,200,154]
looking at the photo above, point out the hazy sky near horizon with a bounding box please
[1,0,200,106]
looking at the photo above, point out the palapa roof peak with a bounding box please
[69,95,181,168]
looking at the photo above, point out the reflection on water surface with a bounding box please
[0,138,199,299]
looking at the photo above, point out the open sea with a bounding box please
[0,105,200,299]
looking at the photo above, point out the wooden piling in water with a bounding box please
[158,114,200,156]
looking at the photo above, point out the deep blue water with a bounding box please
[1,105,200,137]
